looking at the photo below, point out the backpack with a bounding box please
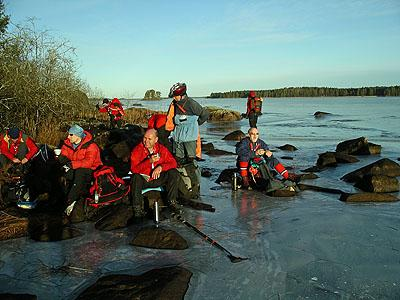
[86,166,130,208]
[177,162,201,200]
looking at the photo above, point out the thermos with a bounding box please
[94,191,99,204]
[155,200,159,227]
[232,172,238,191]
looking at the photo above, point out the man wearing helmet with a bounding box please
[165,83,209,165]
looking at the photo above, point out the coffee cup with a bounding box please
[54,149,61,156]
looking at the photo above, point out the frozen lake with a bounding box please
[1,96,399,299]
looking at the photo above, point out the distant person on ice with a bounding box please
[165,82,209,165]
[245,91,263,128]
[96,97,125,129]
[236,127,293,190]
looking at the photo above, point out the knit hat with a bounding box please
[68,124,85,138]
[8,127,20,139]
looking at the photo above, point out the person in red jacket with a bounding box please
[130,128,181,219]
[0,127,38,171]
[147,113,173,153]
[96,98,125,129]
[246,91,263,128]
[58,124,102,210]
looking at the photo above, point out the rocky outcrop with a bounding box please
[341,158,400,183]
[206,106,241,122]
[336,137,381,155]
[340,193,398,202]
[222,130,245,141]
[314,111,331,118]
[315,151,359,169]
[354,175,399,193]
[277,144,298,151]
[131,227,188,250]
[76,267,192,300]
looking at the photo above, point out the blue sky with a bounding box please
[5,0,400,97]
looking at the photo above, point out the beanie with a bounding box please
[68,124,85,138]
[8,127,20,139]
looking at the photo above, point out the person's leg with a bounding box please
[67,168,93,204]
[249,113,257,128]
[130,173,147,217]
[173,141,186,165]
[183,141,197,162]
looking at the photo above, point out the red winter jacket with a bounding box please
[148,114,167,130]
[60,131,102,170]
[99,98,125,120]
[0,131,38,161]
[130,142,177,176]
[246,97,263,115]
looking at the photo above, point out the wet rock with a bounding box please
[354,175,399,193]
[341,158,400,183]
[314,111,331,118]
[201,142,215,152]
[297,184,344,195]
[357,142,382,155]
[95,204,134,231]
[340,193,398,202]
[267,189,296,197]
[76,266,192,300]
[334,152,359,163]
[131,227,188,250]
[0,293,37,300]
[335,137,381,155]
[222,130,245,141]
[277,144,298,151]
[180,198,215,212]
[301,166,321,173]
[201,169,212,177]
[206,106,241,121]
[0,211,28,241]
[316,152,337,168]
[298,173,319,180]
[216,168,237,184]
[205,149,236,156]
[280,156,294,160]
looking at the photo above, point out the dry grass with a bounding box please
[0,211,28,241]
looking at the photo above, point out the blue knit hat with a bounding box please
[68,124,85,138]
[8,127,20,139]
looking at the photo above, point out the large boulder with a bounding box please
[336,137,381,155]
[76,267,192,300]
[334,152,359,163]
[206,106,241,122]
[354,175,399,193]
[222,130,245,141]
[340,193,398,202]
[341,158,400,183]
[316,152,337,168]
[131,227,188,250]
[277,144,298,151]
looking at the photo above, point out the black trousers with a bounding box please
[130,168,179,217]
[65,168,93,204]
[248,112,258,128]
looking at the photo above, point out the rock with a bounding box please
[206,106,241,122]
[280,156,294,160]
[354,175,399,193]
[298,173,319,180]
[316,152,337,168]
[0,294,37,299]
[336,137,368,154]
[267,189,296,197]
[314,111,331,118]
[201,169,212,177]
[297,183,344,195]
[180,199,215,212]
[201,142,215,152]
[131,227,188,250]
[76,266,192,300]
[277,144,298,151]
[205,149,236,156]
[334,152,359,163]
[95,204,134,231]
[216,168,237,184]
[0,211,28,241]
[222,130,245,141]
[301,166,321,173]
[341,158,400,183]
[340,193,398,202]
[357,142,382,155]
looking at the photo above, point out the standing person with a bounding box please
[246,91,263,128]
[165,82,209,165]
[236,127,289,189]
[130,129,181,219]
[0,127,38,170]
[96,97,125,129]
[58,125,102,212]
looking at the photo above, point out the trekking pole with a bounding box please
[172,213,248,263]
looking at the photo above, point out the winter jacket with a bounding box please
[0,131,38,161]
[99,98,125,120]
[148,114,167,130]
[246,97,263,115]
[61,131,102,170]
[130,142,177,176]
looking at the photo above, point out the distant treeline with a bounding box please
[208,86,400,98]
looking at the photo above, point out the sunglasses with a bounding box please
[68,133,74,136]
[249,133,259,135]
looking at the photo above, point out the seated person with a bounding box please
[0,127,38,172]
[130,128,181,219]
[58,125,102,211]
[236,127,291,190]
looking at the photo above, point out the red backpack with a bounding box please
[86,166,130,208]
